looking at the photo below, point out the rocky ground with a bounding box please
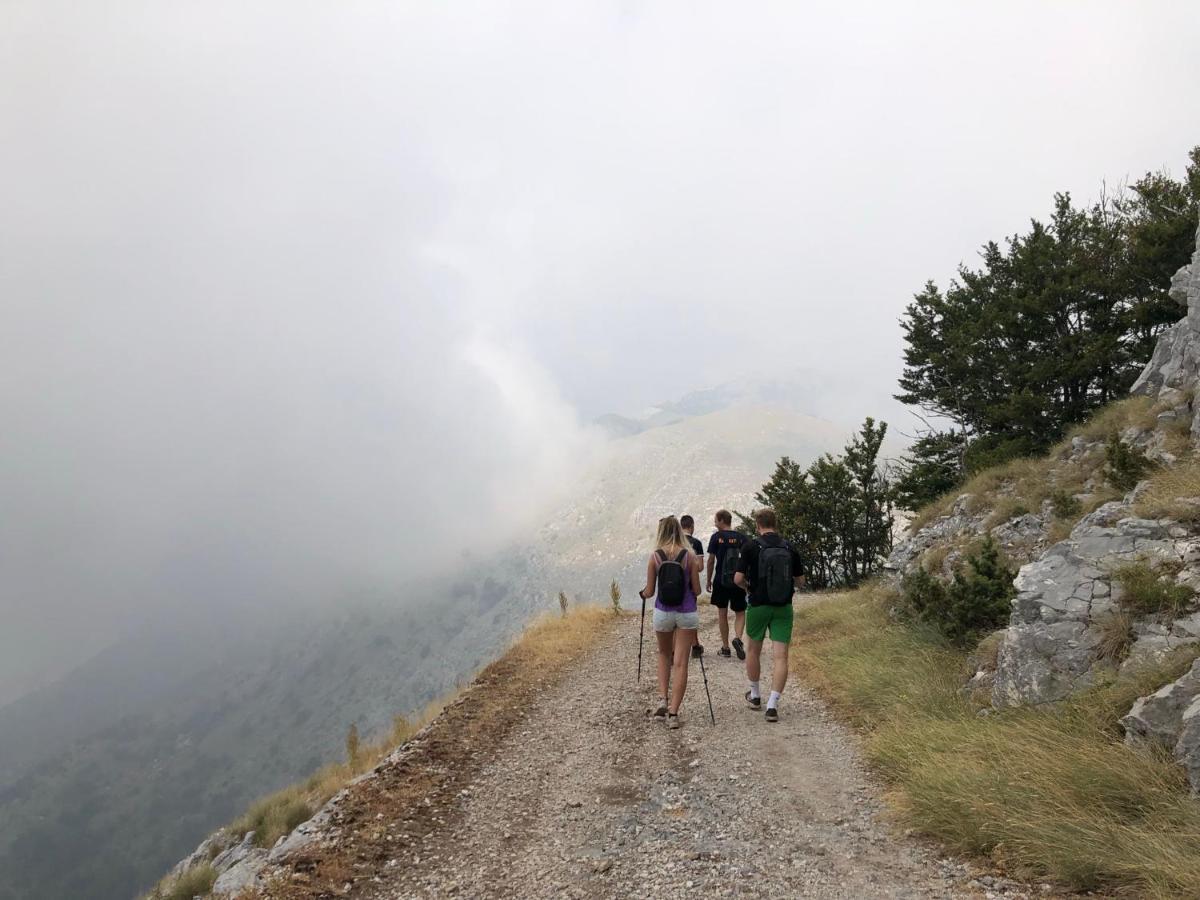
[347,604,1045,900]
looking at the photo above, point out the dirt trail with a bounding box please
[359,605,1037,900]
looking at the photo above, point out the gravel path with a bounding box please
[368,606,1039,900]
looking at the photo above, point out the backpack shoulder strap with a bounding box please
[674,549,688,564]
[655,548,667,563]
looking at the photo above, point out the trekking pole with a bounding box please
[694,643,716,725]
[637,590,647,682]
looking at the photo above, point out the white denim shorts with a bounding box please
[653,609,700,632]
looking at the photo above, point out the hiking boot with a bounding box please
[732,637,746,660]
[765,707,779,723]
[718,646,732,658]
[666,713,681,729]
[691,643,704,659]
[744,691,761,711]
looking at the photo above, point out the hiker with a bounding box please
[638,515,702,729]
[679,515,705,655]
[705,509,748,659]
[679,514,705,562]
[734,508,805,723]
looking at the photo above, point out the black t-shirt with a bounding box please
[686,534,703,559]
[706,529,747,586]
[735,532,804,606]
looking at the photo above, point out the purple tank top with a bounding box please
[652,550,698,613]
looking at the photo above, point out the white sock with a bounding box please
[749,681,761,700]
[767,690,781,710]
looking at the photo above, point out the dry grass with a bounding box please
[794,585,1200,897]
[1094,610,1136,664]
[1112,560,1196,619]
[145,863,216,900]
[1134,453,1200,525]
[907,398,1154,535]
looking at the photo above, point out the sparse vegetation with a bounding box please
[1112,560,1196,618]
[345,723,360,766]
[900,537,1016,647]
[558,591,569,616]
[794,585,1200,897]
[609,579,621,615]
[906,397,1148,534]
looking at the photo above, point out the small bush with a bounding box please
[1113,561,1195,618]
[1049,489,1081,520]
[232,788,314,849]
[902,538,1016,647]
[558,591,569,617]
[1104,432,1154,492]
[609,579,622,615]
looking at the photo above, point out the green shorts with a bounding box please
[745,603,794,644]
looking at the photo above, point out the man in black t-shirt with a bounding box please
[679,515,704,560]
[705,509,748,659]
[734,507,805,723]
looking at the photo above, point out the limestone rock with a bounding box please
[1122,659,1200,747]
[212,847,268,896]
[992,499,1196,707]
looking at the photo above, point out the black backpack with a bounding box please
[719,535,742,588]
[655,549,689,607]
[757,537,794,606]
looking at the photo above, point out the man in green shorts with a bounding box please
[734,508,804,723]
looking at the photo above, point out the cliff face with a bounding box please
[1132,231,1200,422]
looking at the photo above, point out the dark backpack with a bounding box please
[655,549,689,607]
[757,538,794,606]
[719,536,742,588]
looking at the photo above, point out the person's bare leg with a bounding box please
[668,628,694,714]
[772,640,789,696]
[746,637,763,684]
[655,630,673,706]
[717,607,730,649]
[734,609,746,642]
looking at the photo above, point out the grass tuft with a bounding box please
[1112,561,1196,618]
[146,863,216,900]
[794,585,1200,897]
[1134,454,1200,526]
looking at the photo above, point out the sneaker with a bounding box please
[691,643,704,659]
[718,647,732,658]
[732,637,746,661]
[653,702,668,719]
[666,713,682,729]
[744,691,761,711]
[765,707,779,723]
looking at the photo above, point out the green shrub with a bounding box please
[1049,489,1081,519]
[1113,561,1195,618]
[1104,432,1154,491]
[902,537,1016,646]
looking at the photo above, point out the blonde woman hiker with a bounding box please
[638,515,702,729]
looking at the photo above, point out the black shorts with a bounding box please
[710,583,747,612]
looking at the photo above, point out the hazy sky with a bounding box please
[2,1,1198,700]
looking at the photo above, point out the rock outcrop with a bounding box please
[992,495,1200,707]
[1121,658,1200,793]
[1131,220,1200,426]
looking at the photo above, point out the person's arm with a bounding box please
[689,552,702,597]
[734,542,752,590]
[639,555,656,600]
[706,553,715,592]
[793,547,806,591]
